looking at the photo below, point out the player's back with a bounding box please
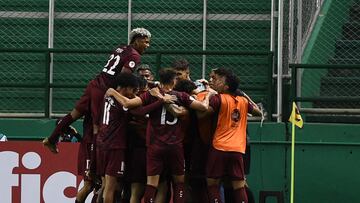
[96,45,141,89]
[97,96,130,150]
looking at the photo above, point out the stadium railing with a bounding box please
[0,48,274,120]
[290,63,360,122]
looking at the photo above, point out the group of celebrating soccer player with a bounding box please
[42,27,262,203]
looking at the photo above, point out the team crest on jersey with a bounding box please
[129,61,136,68]
[231,109,240,122]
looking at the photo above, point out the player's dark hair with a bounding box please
[174,79,197,94]
[158,68,177,85]
[115,73,139,89]
[213,68,239,93]
[137,77,148,90]
[172,58,189,71]
[136,64,152,73]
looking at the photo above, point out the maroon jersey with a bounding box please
[97,96,130,150]
[140,90,194,145]
[96,45,141,89]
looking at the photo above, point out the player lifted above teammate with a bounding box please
[43,27,151,153]
[42,27,151,203]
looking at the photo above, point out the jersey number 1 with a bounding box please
[160,106,177,125]
[102,101,111,125]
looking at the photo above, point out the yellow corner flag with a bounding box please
[289,102,303,128]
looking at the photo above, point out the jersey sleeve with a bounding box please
[139,91,151,106]
[209,94,221,112]
[178,92,195,108]
[122,54,141,73]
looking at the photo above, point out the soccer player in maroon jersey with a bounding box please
[95,73,140,203]
[42,28,151,203]
[105,68,214,203]
[137,64,154,82]
[43,27,151,153]
[172,58,191,81]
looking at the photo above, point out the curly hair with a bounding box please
[129,28,151,44]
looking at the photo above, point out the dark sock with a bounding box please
[48,114,74,143]
[75,200,83,203]
[208,185,223,203]
[233,187,248,203]
[245,187,255,203]
[143,185,157,203]
[173,182,185,203]
[190,178,209,203]
[224,187,234,203]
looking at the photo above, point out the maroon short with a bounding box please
[74,79,105,126]
[206,147,245,180]
[128,147,146,183]
[147,143,185,176]
[77,142,92,179]
[98,148,126,177]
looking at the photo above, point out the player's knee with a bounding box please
[82,180,94,191]
[172,175,185,183]
[207,178,220,186]
[232,179,246,190]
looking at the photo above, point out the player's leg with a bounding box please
[43,108,82,153]
[130,182,145,203]
[229,152,247,203]
[143,175,160,203]
[172,175,185,203]
[76,141,94,201]
[43,81,93,153]
[144,144,164,203]
[103,175,118,203]
[206,147,225,203]
[169,144,186,203]
[189,138,209,203]
[130,147,147,203]
[154,179,170,203]
[76,179,93,203]
[232,180,247,203]
[207,178,222,203]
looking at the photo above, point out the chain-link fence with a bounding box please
[283,0,360,122]
[0,0,273,117]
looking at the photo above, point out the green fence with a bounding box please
[290,63,360,123]
[0,48,274,119]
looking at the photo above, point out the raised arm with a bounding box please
[243,92,262,117]
[130,100,163,116]
[189,91,215,112]
[106,88,142,108]
[165,104,189,117]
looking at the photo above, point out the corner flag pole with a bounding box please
[290,111,295,203]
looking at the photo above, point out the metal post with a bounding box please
[276,0,284,122]
[201,0,207,79]
[296,0,302,100]
[48,0,55,118]
[45,51,51,118]
[288,0,295,64]
[127,0,132,44]
[270,0,276,52]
